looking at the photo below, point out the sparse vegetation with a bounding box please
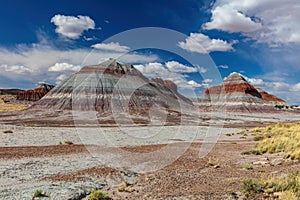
[2,129,13,134]
[88,190,111,200]
[64,140,73,145]
[242,178,262,198]
[33,189,47,198]
[241,150,262,155]
[262,171,300,199]
[0,95,29,112]
[242,171,300,199]
[243,164,253,170]
[207,157,220,167]
[250,122,300,160]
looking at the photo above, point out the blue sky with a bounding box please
[0,0,300,104]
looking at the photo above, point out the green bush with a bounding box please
[242,178,262,197]
[33,189,44,197]
[88,190,111,200]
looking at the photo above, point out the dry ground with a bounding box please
[1,136,299,199]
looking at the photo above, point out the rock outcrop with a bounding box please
[196,73,285,113]
[17,83,54,101]
[32,59,193,115]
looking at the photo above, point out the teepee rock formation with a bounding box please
[197,73,285,112]
[256,88,287,106]
[32,59,193,115]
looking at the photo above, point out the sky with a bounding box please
[0,0,300,104]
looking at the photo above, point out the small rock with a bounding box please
[213,165,220,169]
[270,158,283,166]
[253,161,269,165]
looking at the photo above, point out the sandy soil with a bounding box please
[0,126,299,199]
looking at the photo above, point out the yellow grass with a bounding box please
[0,95,29,112]
[251,123,300,160]
[242,171,300,199]
[262,171,300,199]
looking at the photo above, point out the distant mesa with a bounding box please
[196,72,288,113]
[0,89,24,96]
[32,59,193,116]
[17,83,54,101]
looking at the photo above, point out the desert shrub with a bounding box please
[88,190,111,200]
[33,189,44,197]
[207,157,219,167]
[64,140,73,145]
[242,178,262,197]
[243,164,253,170]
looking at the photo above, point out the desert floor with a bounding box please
[0,121,299,200]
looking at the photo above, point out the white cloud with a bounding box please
[134,62,169,78]
[292,83,300,92]
[0,44,158,88]
[219,65,229,69]
[134,61,207,90]
[245,77,265,86]
[0,64,32,74]
[187,80,203,88]
[203,5,262,33]
[51,14,95,39]
[202,79,213,83]
[55,74,68,84]
[178,33,236,54]
[91,42,130,53]
[48,62,81,72]
[197,66,208,74]
[205,0,300,45]
[165,61,197,73]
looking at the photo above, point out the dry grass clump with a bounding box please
[0,95,29,112]
[250,123,300,160]
[262,171,300,199]
[242,171,300,199]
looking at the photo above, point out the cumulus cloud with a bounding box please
[198,67,207,74]
[0,44,158,88]
[203,5,262,33]
[51,14,95,39]
[48,62,81,72]
[134,61,206,90]
[55,74,68,84]
[165,61,197,73]
[291,83,300,92]
[178,33,236,54]
[91,42,130,53]
[202,79,213,83]
[187,80,203,88]
[204,0,300,45]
